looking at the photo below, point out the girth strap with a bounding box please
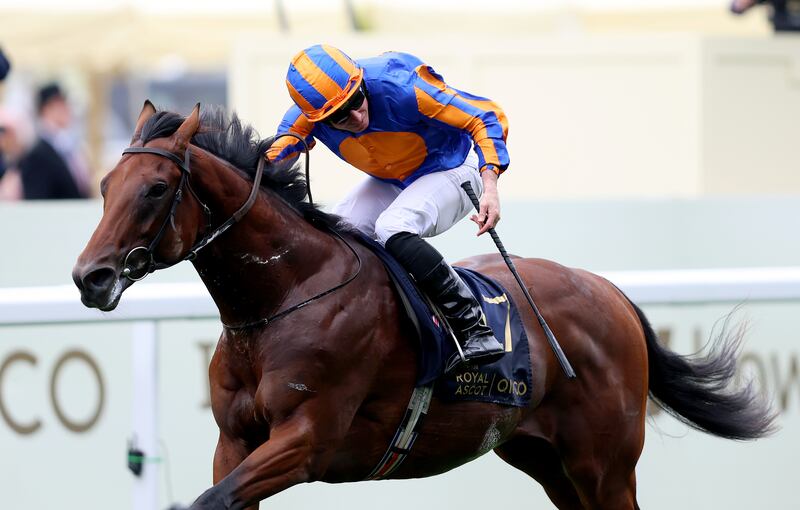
[365,384,433,480]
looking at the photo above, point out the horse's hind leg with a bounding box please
[555,415,643,510]
[493,437,584,510]
[495,431,641,510]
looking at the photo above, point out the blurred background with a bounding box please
[1,0,798,509]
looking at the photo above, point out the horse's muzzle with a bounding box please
[72,263,125,311]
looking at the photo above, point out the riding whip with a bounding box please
[461,182,576,379]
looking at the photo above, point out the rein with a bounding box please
[120,132,362,331]
[221,226,362,331]
[120,133,311,281]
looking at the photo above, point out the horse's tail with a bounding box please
[626,298,777,440]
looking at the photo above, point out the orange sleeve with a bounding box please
[413,65,509,174]
[266,105,316,163]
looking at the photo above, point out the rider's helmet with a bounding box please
[285,44,364,123]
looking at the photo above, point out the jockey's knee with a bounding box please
[384,232,444,279]
[374,210,426,246]
[342,218,376,239]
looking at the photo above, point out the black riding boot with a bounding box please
[386,232,505,371]
[419,260,506,370]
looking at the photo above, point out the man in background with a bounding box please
[0,47,10,187]
[0,108,26,200]
[36,83,91,197]
[0,105,82,200]
[0,48,8,80]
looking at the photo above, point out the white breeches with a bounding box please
[332,151,484,245]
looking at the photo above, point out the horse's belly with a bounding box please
[389,402,521,478]
[321,400,521,482]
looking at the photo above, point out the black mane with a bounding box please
[139,106,350,233]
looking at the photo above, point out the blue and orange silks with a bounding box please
[267,50,510,188]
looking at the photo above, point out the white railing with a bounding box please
[2,266,800,509]
[4,266,800,326]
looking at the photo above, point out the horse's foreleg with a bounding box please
[189,416,329,510]
[207,432,259,510]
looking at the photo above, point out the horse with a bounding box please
[73,102,775,510]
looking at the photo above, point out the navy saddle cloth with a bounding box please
[356,235,532,408]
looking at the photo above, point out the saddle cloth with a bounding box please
[356,234,532,408]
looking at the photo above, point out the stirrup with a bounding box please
[444,328,468,373]
[444,351,470,373]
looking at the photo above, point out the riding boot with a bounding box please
[385,232,505,371]
[418,260,505,370]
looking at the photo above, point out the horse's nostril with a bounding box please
[72,268,85,292]
[82,267,116,295]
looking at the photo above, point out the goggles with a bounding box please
[325,86,367,125]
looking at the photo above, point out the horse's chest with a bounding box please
[220,387,269,444]
[213,370,266,439]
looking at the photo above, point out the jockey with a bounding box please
[267,44,509,370]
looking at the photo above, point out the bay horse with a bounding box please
[73,102,775,510]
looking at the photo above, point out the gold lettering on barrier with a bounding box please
[648,324,800,416]
[693,327,704,353]
[655,327,672,349]
[50,350,105,434]
[0,351,42,435]
[738,353,767,399]
[728,350,800,414]
[772,353,800,412]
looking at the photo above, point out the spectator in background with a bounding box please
[0,48,11,81]
[0,106,82,200]
[0,48,9,81]
[731,0,800,31]
[0,47,11,187]
[36,83,91,197]
[0,108,26,200]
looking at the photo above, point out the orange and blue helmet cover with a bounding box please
[286,44,364,122]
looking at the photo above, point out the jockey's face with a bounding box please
[328,96,369,133]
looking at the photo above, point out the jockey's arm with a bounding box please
[412,65,509,234]
[475,167,500,235]
[265,105,316,164]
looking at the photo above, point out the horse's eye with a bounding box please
[148,182,169,198]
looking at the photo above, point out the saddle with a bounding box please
[357,234,534,479]
[355,234,532,407]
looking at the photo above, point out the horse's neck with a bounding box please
[189,150,349,326]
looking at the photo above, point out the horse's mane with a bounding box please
[140,106,352,233]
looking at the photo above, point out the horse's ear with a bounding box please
[131,100,156,144]
[173,103,201,150]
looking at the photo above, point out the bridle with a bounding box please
[118,132,362,332]
[119,146,212,280]
[119,133,311,281]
